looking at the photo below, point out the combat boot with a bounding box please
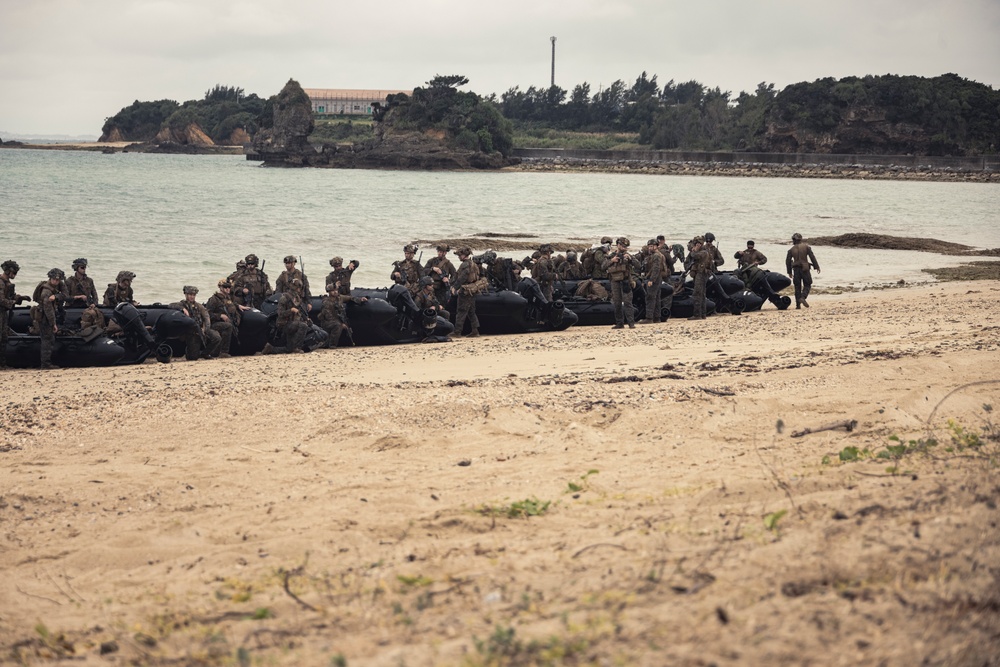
[468,329,480,338]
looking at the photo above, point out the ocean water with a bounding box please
[1,149,998,304]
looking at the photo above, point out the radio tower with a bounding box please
[550,36,557,87]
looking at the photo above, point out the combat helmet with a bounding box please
[1,260,19,274]
[183,285,199,295]
[566,250,577,261]
[704,232,716,243]
[47,268,66,280]
[539,243,553,254]
[600,236,613,245]
[283,255,297,264]
[615,237,630,247]
[691,236,706,245]
[436,244,450,253]
[329,256,343,267]
[418,276,434,287]
[792,233,803,242]
[647,239,657,247]
[217,279,232,289]
[116,270,136,282]
[244,253,259,267]
[325,282,338,293]
[404,244,417,254]
[456,246,472,257]
[71,258,88,270]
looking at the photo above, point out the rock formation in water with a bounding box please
[250,76,517,170]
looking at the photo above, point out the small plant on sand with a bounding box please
[565,469,599,494]
[397,574,433,588]
[467,625,589,667]
[479,498,552,519]
[764,509,788,534]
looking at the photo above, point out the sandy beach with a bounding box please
[2,280,999,665]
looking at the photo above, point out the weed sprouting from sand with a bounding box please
[397,574,433,589]
[479,498,552,519]
[565,469,599,494]
[466,624,589,667]
[764,509,788,534]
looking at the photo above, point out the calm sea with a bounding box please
[2,149,998,304]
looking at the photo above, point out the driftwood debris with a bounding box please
[791,419,858,438]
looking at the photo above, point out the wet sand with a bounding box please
[2,281,999,665]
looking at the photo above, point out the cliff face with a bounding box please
[759,107,936,154]
[99,126,126,142]
[250,78,516,169]
[154,123,215,146]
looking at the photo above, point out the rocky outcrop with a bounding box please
[99,126,126,142]
[153,123,214,146]
[226,128,252,146]
[249,77,517,169]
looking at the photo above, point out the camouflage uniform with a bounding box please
[642,240,667,322]
[205,281,240,355]
[266,282,310,353]
[574,279,608,301]
[65,259,99,306]
[276,256,311,299]
[80,303,107,330]
[736,244,768,269]
[530,244,557,302]
[704,234,724,272]
[603,238,639,328]
[1,261,29,369]
[687,237,714,320]
[557,253,586,279]
[391,245,424,296]
[103,271,136,307]
[32,271,64,368]
[317,286,352,348]
[174,287,222,360]
[326,257,358,296]
[588,237,614,279]
[453,248,480,337]
[424,246,456,306]
[414,279,450,321]
[234,254,272,308]
[785,234,820,308]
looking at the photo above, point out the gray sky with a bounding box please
[2,0,999,138]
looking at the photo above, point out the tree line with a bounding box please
[491,72,1000,155]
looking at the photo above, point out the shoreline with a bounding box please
[2,280,999,665]
[4,141,997,181]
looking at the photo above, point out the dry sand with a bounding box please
[2,281,999,666]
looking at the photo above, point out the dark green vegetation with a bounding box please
[309,118,375,144]
[492,72,1000,155]
[375,75,514,157]
[102,85,267,143]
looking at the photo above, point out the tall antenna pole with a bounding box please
[550,36,557,88]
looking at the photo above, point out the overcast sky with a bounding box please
[2,0,999,138]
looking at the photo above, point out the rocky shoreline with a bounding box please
[509,156,1000,183]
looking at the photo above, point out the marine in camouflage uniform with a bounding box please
[206,279,246,356]
[556,251,586,279]
[640,238,667,323]
[686,236,713,320]
[174,286,222,360]
[227,259,247,284]
[785,233,821,308]
[103,270,137,307]
[413,275,450,321]
[317,280,363,348]
[234,254,272,308]
[65,258,99,306]
[735,240,767,269]
[32,269,65,369]
[602,237,639,328]
[391,244,424,296]
[325,256,358,296]
[588,236,614,279]
[531,244,558,302]
[275,255,312,301]
[264,279,310,354]
[1,260,30,369]
[424,244,456,307]
[452,247,480,337]
[704,232,725,272]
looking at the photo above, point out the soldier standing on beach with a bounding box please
[33,269,64,369]
[687,236,712,320]
[391,244,424,296]
[175,286,222,360]
[785,233,821,309]
[603,237,638,329]
[735,240,767,269]
[234,254,272,308]
[103,271,138,307]
[317,280,358,348]
[452,246,481,338]
[66,258,99,306]
[704,232,724,272]
[1,260,30,369]
[424,244,456,307]
[276,255,312,305]
[640,239,667,323]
